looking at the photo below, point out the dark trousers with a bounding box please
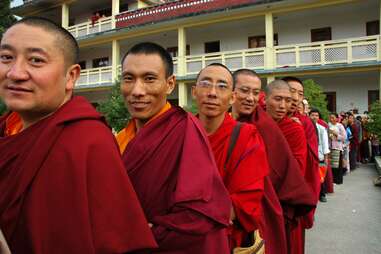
[320,182,326,198]
[349,147,357,170]
[333,152,343,184]
[371,145,380,162]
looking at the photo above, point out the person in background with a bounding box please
[309,109,330,202]
[328,113,347,184]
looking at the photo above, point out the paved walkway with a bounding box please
[306,164,381,254]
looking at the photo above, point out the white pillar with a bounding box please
[177,27,188,107]
[265,12,274,70]
[112,40,120,83]
[61,3,69,28]
[112,0,120,16]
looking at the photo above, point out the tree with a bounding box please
[0,100,6,115]
[183,100,198,115]
[0,0,17,37]
[303,79,329,121]
[97,81,130,132]
[365,101,381,137]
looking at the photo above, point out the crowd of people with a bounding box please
[0,17,378,254]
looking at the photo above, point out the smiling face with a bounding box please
[121,53,175,126]
[232,73,261,116]
[192,65,234,119]
[0,24,79,126]
[266,87,292,122]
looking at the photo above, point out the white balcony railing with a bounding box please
[76,66,113,88]
[185,48,265,75]
[67,17,113,38]
[275,35,380,68]
[74,36,380,88]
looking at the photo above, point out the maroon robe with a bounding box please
[0,96,157,254]
[294,113,320,234]
[122,107,231,254]
[240,107,316,254]
[208,113,268,249]
[278,116,316,254]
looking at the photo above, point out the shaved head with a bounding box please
[5,17,79,69]
[265,79,290,97]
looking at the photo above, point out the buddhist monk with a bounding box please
[192,63,268,251]
[116,43,231,253]
[231,69,316,254]
[0,17,157,254]
[282,77,320,254]
[283,76,320,206]
[265,80,314,254]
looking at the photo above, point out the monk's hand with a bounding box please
[148,223,153,228]
[229,207,236,225]
[290,117,301,125]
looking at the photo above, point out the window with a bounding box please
[79,61,86,70]
[368,90,380,111]
[120,3,129,12]
[204,41,220,53]
[248,34,278,48]
[92,57,109,68]
[166,45,190,58]
[324,91,336,113]
[311,27,332,42]
[366,20,379,36]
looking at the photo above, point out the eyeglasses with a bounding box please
[236,86,260,97]
[196,80,230,93]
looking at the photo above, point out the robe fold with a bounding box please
[0,96,157,254]
[239,107,316,254]
[294,113,321,230]
[278,116,317,254]
[208,113,268,248]
[121,106,231,254]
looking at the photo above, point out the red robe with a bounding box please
[278,117,308,175]
[240,107,316,254]
[278,116,314,254]
[122,107,231,254]
[208,113,268,249]
[295,113,321,217]
[0,96,157,254]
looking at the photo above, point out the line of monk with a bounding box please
[0,17,319,254]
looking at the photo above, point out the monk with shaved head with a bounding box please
[192,63,269,251]
[232,70,316,254]
[0,17,157,253]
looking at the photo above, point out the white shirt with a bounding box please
[316,123,330,161]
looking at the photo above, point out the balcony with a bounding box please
[76,66,113,88]
[68,16,114,38]
[115,0,265,29]
[275,35,380,68]
[185,48,265,75]
[75,35,380,88]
